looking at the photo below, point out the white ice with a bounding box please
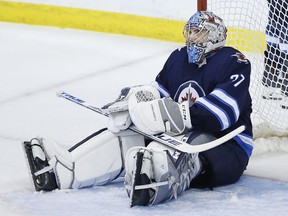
[0,22,288,216]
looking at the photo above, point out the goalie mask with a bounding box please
[183,11,227,64]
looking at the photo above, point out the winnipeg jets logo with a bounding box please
[174,81,205,107]
[181,91,197,103]
[231,52,249,64]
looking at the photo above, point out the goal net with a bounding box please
[206,0,288,153]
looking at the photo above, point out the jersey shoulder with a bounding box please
[219,46,250,65]
[206,47,251,82]
[168,46,187,60]
[163,46,187,69]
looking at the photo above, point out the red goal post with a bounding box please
[197,0,207,11]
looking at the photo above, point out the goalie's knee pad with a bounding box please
[42,129,145,189]
[124,140,201,206]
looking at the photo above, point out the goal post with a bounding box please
[197,0,207,11]
[197,0,288,141]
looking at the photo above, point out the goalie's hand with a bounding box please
[102,85,161,133]
[102,87,132,133]
[129,97,192,135]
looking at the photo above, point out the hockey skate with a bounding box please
[23,138,58,191]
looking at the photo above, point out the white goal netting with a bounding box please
[207,0,288,141]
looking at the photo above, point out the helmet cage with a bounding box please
[183,11,227,64]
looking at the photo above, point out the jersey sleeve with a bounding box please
[190,55,251,132]
[155,57,171,91]
[154,50,177,97]
[154,62,171,98]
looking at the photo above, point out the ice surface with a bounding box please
[0,22,288,216]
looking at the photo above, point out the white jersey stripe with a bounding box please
[152,81,170,97]
[211,89,240,121]
[197,97,230,130]
[236,133,254,147]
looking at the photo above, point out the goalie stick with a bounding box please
[57,91,245,154]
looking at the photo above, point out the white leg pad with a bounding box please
[42,130,145,189]
[125,139,201,205]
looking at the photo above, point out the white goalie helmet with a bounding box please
[183,11,227,64]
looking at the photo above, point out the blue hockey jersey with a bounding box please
[155,46,254,157]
